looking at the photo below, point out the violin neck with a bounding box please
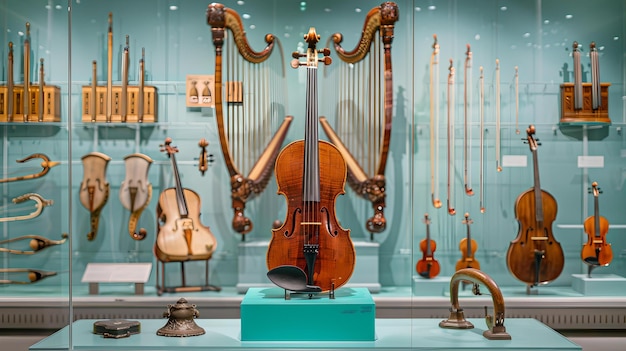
[531,148,544,224]
[594,194,600,238]
[170,152,189,217]
[303,65,320,203]
[425,223,432,256]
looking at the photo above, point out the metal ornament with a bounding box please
[156,298,205,337]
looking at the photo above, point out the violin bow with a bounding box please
[7,41,14,121]
[514,66,520,134]
[495,59,502,172]
[0,193,53,222]
[0,153,60,183]
[479,66,486,213]
[429,34,442,208]
[23,22,31,121]
[463,44,474,196]
[0,268,57,285]
[0,233,68,255]
[446,59,456,216]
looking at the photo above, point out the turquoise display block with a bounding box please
[240,287,375,341]
[413,275,450,296]
[571,273,626,295]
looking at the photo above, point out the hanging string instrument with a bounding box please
[154,138,216,262]
[455,213,480,271]
[416,214,440,279]
[581,182,612,266]
[266,28,355,292]
[79,152,111,241]
[506,125,564,287]
[119,153,153,240]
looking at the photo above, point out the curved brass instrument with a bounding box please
[207,3,293,238]
[0,153,59,183]
[80,152,111,241]
[0,268,57,284]
[0,233,68,254]
[0,193,53,222]
[439,268,511,340]
[319,2,399,236]
[119,153,153,240]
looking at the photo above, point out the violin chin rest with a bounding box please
[267,265,321,293]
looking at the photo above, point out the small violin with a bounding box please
[455,213,480,271]
[416,214,440,278]
[581,182,612,266]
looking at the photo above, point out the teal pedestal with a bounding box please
[571,273,626,295]
[240,287,375,341]
[413,275,450,295]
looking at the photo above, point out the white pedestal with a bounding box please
[412,275,450,296]
[571,273,626,296]
[236,240,380,293]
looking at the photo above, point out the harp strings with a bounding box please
[223,34,284,176]
[329,36,384,177]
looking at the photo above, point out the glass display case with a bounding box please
[0,0,624,349]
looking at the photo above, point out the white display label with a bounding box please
[577,156,604,168]
[502,155,527,167]
[81,262,152,283]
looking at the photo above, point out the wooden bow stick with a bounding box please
[0,233,68,254]
[0,153,59,183]
[0,193,53,222]
[0,269,57,284]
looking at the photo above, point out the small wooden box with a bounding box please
[81,85,158,123]
[0,85,61,122]
[560,82,610,124]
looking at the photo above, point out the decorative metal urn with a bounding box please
[156,298,205,337]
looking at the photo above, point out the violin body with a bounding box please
[581,182,612,266]
[80,152,111,241]
[119,153,153,240]
[416,240,440,279]
[416,214,440,278]
[154,138,217,263]
[455,238,480,271]
[267,140,355,292]
[455,213,480,271]
[582,215,612,266]
[506,126,564,286]
[507,188,564,285]
[155,187,216,262]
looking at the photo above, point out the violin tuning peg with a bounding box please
[291,51,301,59]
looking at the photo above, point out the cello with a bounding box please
[455,213,480,271]
[155,138,216,262]
[416,214,440,279]
[581,182,612,267]
[266,28,355,292]
[506,125,564,287]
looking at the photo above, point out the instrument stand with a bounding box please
[586,264,598,278]
[525,285,539,295]
[155,259,221,296]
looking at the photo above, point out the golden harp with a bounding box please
[319,2,399,237]
[207,3,292,238]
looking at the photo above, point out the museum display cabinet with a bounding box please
[0,0,624,350]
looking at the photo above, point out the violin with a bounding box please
[154,138,217,262]
[119,153,153,240]
[416,214,440,279]
[506,125,564,286]
[455,213,480,271]
[266,28,355,292]
[79,152,111,241]
[581,182,612,266]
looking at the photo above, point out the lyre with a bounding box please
[319,2,399,238]
[79,152,111,241]
[207,3,293,239]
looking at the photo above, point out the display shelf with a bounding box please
[30,318,580,350]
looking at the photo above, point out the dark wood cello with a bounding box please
[455,213,480,271]
[266,28,355,292]
[581,182,612,267]
[506,125,564,287]
[155,138,217,262]
[416,214,440,279]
